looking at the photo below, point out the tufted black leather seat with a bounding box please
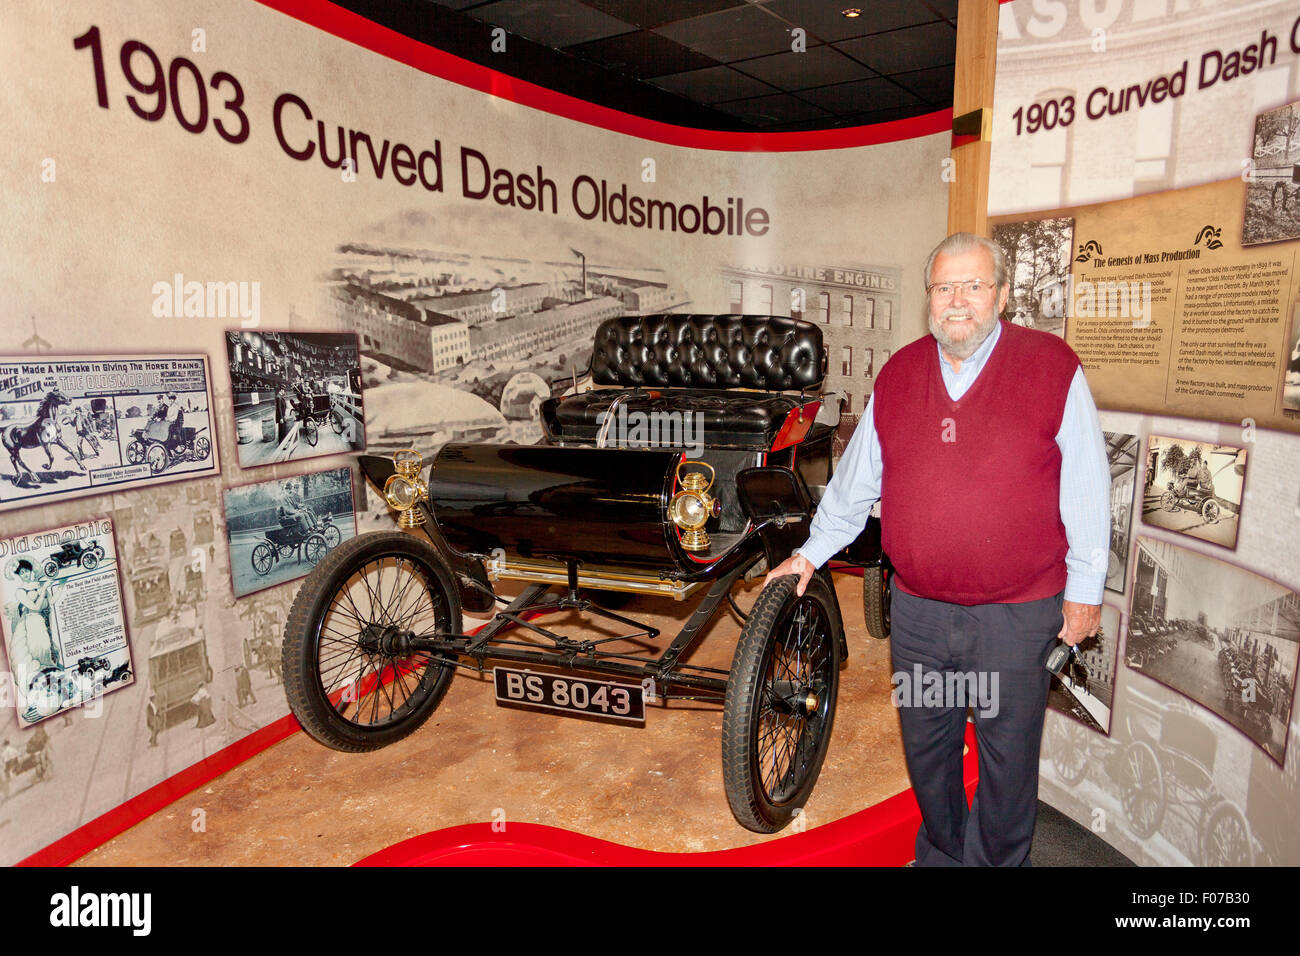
[590,313,823,390]
[542,314,824,449]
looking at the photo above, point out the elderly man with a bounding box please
[766,232,1109,866]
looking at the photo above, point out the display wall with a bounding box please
[0,0,949,864]
[992,0,1300,865]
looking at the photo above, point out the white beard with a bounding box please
[929,305,999,361]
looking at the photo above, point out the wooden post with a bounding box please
[947,0,1000,236]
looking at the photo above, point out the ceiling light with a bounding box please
[842,7,862,16]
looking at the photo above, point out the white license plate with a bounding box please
[493,667,645,722]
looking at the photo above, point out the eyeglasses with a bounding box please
[926,278,997,299]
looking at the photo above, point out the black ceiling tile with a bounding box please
[466,0,637,48]
[711,92,834,125]
[796,76,924,115]
[575,0,748,30]
[566,30,718,76]
[889,64,955,106]
[653,5,796,62]
[921,0,959,21]
[761,0,942,41]
[834,20,956,74]
[765,105,921,131]
[733,44,875,90]
[649,64,776,103]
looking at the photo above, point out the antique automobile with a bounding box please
[42,539,105,577]
[281,314,890,832]
[251,510,341,576]
[292,391,344,447]
[1161,476,1221,523]
[125,418,212,474]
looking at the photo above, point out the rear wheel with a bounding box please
[146,444,167,474]
[125,440,145,465]
[722,573,842,832]
[1160,491,1177,512]
[282,531,461,751]
[862,564,891,640]
[1201,498,1221,523]
[302,417,319,447]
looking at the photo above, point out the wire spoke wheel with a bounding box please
[282,531,461,751]
[723,573,842,832]
[302,417,319,447]
[251,542,275,576]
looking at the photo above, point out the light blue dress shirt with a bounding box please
[796,321,1111,605]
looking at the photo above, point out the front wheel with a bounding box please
[322,522,342,550]
[282,531,461,752]
[1160,491,1178,513]
[251,542,275,576]
[303,533,328,566]
[302,417,318,447]
[195,436,211,460]
[329,410,344,435]
[125,440,145,465]
[42,559,60,578]
[80,552,100,571]
[862,564,891,640]
[1201,498,1221,523]
[722,572,843,832]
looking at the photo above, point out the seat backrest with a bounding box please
[589,314,824,391]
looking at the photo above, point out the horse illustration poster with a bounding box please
[0,517,133,726]
[0,354,219,511]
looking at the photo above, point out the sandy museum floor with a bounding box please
[76,573,909,865]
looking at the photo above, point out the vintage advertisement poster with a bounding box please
[0,517,132,727]
[0,354,218,511]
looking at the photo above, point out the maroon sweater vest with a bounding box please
[872,321,1080,605]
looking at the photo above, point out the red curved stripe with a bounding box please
[256,0,952,152]
[353,724,978,866]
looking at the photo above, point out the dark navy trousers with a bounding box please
[889,583,1063,866]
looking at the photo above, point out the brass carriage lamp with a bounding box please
[383,449,428,528]
[669,460,720,552]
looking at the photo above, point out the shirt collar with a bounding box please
[937,318,1002,377]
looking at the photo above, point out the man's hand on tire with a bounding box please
[763,553,815,596]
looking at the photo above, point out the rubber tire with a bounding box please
[303,418,318,447]
[196,436,211,460]
[126,440,145,465]
[1201,801,1253,866]
[81,552,99,571]
[1160,491,1177,512]
[42,560,60,578]
[722,573,842,833]
[322,522,342,550]
[303,533,328,566]
[1201,499,1220,523]
[282,531,461,752]
[251,542,274,575]
[862,564,890,640]
[147,444,167,474]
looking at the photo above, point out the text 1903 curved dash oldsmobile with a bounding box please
[281,314,890,832]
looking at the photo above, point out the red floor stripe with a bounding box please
[352,724,979,866]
